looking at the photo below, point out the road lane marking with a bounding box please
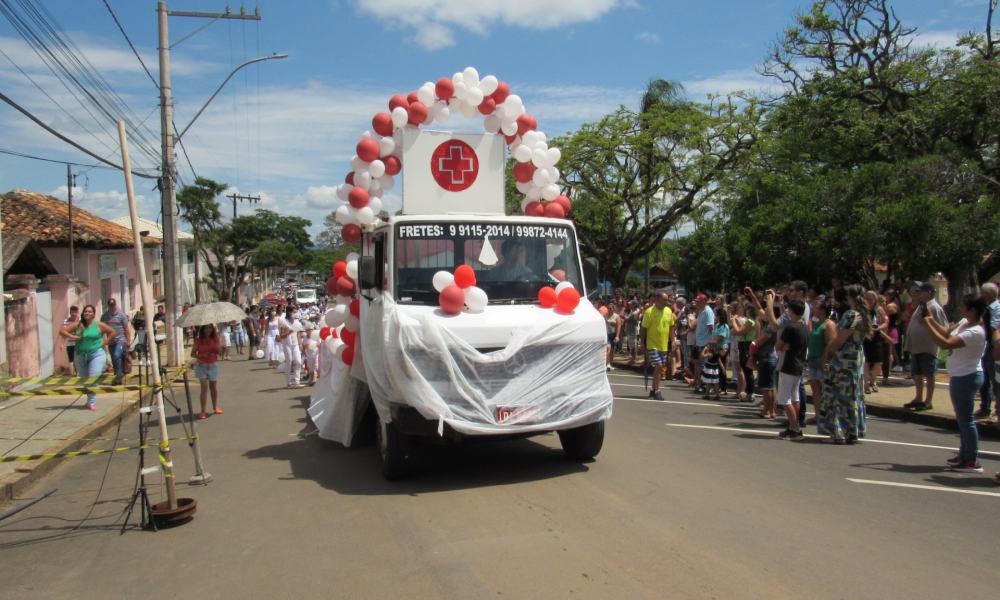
[847,478,1000,497]
[664,423,1000,457]
[613,396,735,409]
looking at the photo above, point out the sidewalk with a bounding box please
[610,354,1000,439]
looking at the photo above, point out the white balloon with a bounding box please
[346,252,359,262]
[432,270,455,292]
[325,307,347,328]
[500,119,519,136]
[310,330,321,342]
[432,102,450,123]
[345,260,358,280]
[354,171,372,191]
[513,144,532,163]
[405,123,419,130]
[335,343,346,361]
[515,180,533,194]
[532,167,551,187]
[378,137,395,157]
[336,294,351,305]
[255,349,265,359]
[325,337,341,353]
[377,174,394,191]
[546,147,562,166]
[367,196,383,214]
[549,167,561,184]
[479,75,498,95]
[454,81,468,100]
[344,315,360,332]
[369,187,383,199]
[520,197,533,211]
[350,155,365,171]
[461,101,479,118]
[531,148,548,167]
[356,206,375,225]
[308,340,318,351]
[335,205,351,225]
[368,159,385,178]
[521,130,538,147]
[466,86,484,106]
[526,186,543,201]
[336,184,351,201]
[463,67,480,88]
[422,111,434,126]
[278,351,286,363]
[504,94,523,113]
[556,281,575,295]
[391,106,409,128]
[277,362,288,373]
[465,286,488,312]
[542,184,560,201]
[368,178,381,194]
[535,132,548,145]
[452,72,464,85]
[483,114,502,134]
[361,130,373,139]
[495,104,507,120]
[291,321,303,332]
[417,85,435,106]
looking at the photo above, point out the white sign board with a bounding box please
[401,130,505,215]
[98,254,118,279]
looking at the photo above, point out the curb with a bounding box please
[0,390,147,504]
[610,361,1000,441]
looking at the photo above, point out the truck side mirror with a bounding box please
[359,256,377,291]
[583,257,599,292]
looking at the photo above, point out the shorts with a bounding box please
[776,371,800,405]
[911,352,938,377]
[249,333,260,347]
[221,332,231,347]
[626,334,637,349]
[689,345,701,361]
[863,339,883,364]
[67,345,75,363]
[234,331,246,345]
[607,333,616,345]
[807,357,826,382]
[195,362,219,381]
[648,349,671,366]
[756,355,778,391]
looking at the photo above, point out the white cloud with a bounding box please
[908,30,962,49]
[681,69,774,99]
[351,0,632,50]
[48,185,159,224]
[636,31,660,44]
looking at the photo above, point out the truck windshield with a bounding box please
[394,221,583,304]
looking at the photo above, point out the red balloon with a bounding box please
[550,269,566,282]
[341,346,354,366]
[373,112,394,137]
[504,134,518,145]
[406,91,420,105]
[516,115,537,136]
[319,327,332,340]
[348,187,369,209]
[525,201,545,217]
[439,285,465,314]
[349,299,360,317]
[543,202,566,219]
[453,264,476,289]
[513,162,536,183]
[342,224,361,244]
[333,261,348,278]
[389,94,409,112]
[407,101,428,125]
[383,155,402,176]
[345,172,354,186]
[436,77,455,100]
[340,328,356,347]
[325,276,338,295]
[491,82,510,104]
[538,286,557,308]
[556,287,581,312]
[552,195,571,213]
[357,138,380,162]
[478,97,496,115]
[336,276,356,297]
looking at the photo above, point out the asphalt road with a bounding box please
[0,358,997,599]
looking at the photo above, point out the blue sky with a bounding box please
[0,0,990,238]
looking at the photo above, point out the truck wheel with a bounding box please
[377,416,411,480]
[558,421,605,460]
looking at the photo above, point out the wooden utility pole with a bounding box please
[227,193,261,219]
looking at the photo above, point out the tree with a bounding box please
[315,211,351,249]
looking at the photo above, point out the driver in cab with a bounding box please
[486,239,537,282]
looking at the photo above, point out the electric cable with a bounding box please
[99,0,158,90]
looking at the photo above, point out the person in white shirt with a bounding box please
[921,293,987,474]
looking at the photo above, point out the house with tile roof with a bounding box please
[110,215,211,306]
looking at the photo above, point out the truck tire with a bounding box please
[557,421,605,460]
[377,416,411,480]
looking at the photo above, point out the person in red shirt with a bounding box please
[191,324,223,419]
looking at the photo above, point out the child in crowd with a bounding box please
[701,340,722,400]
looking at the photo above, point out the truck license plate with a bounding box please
[496,406,538,424]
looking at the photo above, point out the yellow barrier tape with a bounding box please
[0,384,157,397]
[0,445,151,463]
[0,373,141,385]
[0,436,198,443]
[158,451,173,478]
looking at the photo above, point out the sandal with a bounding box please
[872,384,879,393]
[914,403,933,412]
[752,413,768,419]
[821,437,846,445]
[865,386,873,395]
[992,473,1000,486]
[738,392,748,402]
[806,417,818,425]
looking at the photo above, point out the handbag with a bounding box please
[122,351,134,374]
[746,340,758,371]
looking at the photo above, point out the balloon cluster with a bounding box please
[537,281,581,313]
[433,264,488,314]
[323,252,362,365]
[332,67,569,244]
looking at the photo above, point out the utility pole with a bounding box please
[158,2,261,366]
[226,193,260,219]
[67,165,75,277]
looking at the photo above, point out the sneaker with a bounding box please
[778,428,803,440]
[648,389,656,398]
[653,391,664,401]
[950,461,984,474]
[608,366,617,371]
[974,409,992,419]
[891,366,903,372]
[945,454,962,466]
[87,403,98,411]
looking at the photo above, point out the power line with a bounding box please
[99,0,158,90]
[0,147,115,169]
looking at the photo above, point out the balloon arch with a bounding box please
[332,67,572,245]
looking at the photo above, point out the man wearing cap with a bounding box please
[975,282,1000,421]
[903,282,949,411]
[693,294,715,392]
[101,298,131,377]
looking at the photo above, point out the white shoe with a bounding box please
[607,366,616,371]
[891,366,903,372]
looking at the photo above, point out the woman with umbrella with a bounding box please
[191,323,223,419]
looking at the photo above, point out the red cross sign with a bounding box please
[430,140,479,192]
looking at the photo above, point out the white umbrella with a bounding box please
[174,302,247,328]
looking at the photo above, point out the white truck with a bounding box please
[309,131,613,479]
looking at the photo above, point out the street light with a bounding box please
[176,54,288,143]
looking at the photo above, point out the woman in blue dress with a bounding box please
[818,285,873,444]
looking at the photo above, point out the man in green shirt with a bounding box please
[639,292,675,401]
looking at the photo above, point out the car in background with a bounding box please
[295,288,317,304]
